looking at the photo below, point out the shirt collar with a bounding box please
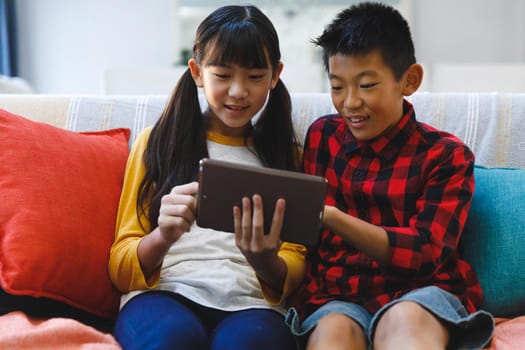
[207,130,254,146]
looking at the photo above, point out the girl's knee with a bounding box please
[114,293,208,350]
[212,309,296,350]
[115,312,208,350]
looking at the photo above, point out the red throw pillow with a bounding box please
[0,109,130,318]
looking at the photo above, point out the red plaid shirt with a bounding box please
[296,100,482,318]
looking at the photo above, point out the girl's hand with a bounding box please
[157,181,198,243]
[234,194,286,283]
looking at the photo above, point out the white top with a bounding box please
[121,137,287,314]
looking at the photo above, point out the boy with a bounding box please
[285,3,494,349]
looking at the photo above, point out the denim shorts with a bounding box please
[285,286,494,349]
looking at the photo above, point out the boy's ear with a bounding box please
[401,63,424,96]
[188,59,204,88]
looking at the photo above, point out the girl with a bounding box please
[109,5,305,350]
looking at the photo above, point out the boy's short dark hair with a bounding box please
[313,2,416,80]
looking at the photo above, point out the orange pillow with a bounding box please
[0,109,130,319]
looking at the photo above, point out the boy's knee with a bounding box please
[376,301,427,331]
[374,301,448,346]
[317,313,362,333]
[308,313,366,350]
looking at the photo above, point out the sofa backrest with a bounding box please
[2,92,525,317]
[1,92,524,168]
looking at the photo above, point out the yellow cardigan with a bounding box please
[108,127,306,306]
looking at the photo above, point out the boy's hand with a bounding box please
[321,204,391,264]
[233,194,287,289]
[322,204,338,230]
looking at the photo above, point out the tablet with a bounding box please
[196,158,327,245]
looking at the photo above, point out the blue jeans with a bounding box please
[113,291,297,350]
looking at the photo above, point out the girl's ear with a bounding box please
[401,63,424,96]
[270,62,284,89]
[188,59,204,88]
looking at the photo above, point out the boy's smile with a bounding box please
[328,50,407,141]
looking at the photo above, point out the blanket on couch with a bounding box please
[0,311,120,349]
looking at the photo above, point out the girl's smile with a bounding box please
[224,103,249,113]
[190,60,282,137]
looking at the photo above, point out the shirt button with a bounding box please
[353,169,366,180]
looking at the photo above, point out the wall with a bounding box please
[16,0,175,94]
[413,0,525,92]
[413,0,525,64]
[171,4,350,94]
[14,0,525,94]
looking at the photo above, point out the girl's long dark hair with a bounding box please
[137,5,300,230]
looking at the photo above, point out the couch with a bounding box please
[0,92,524,349]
